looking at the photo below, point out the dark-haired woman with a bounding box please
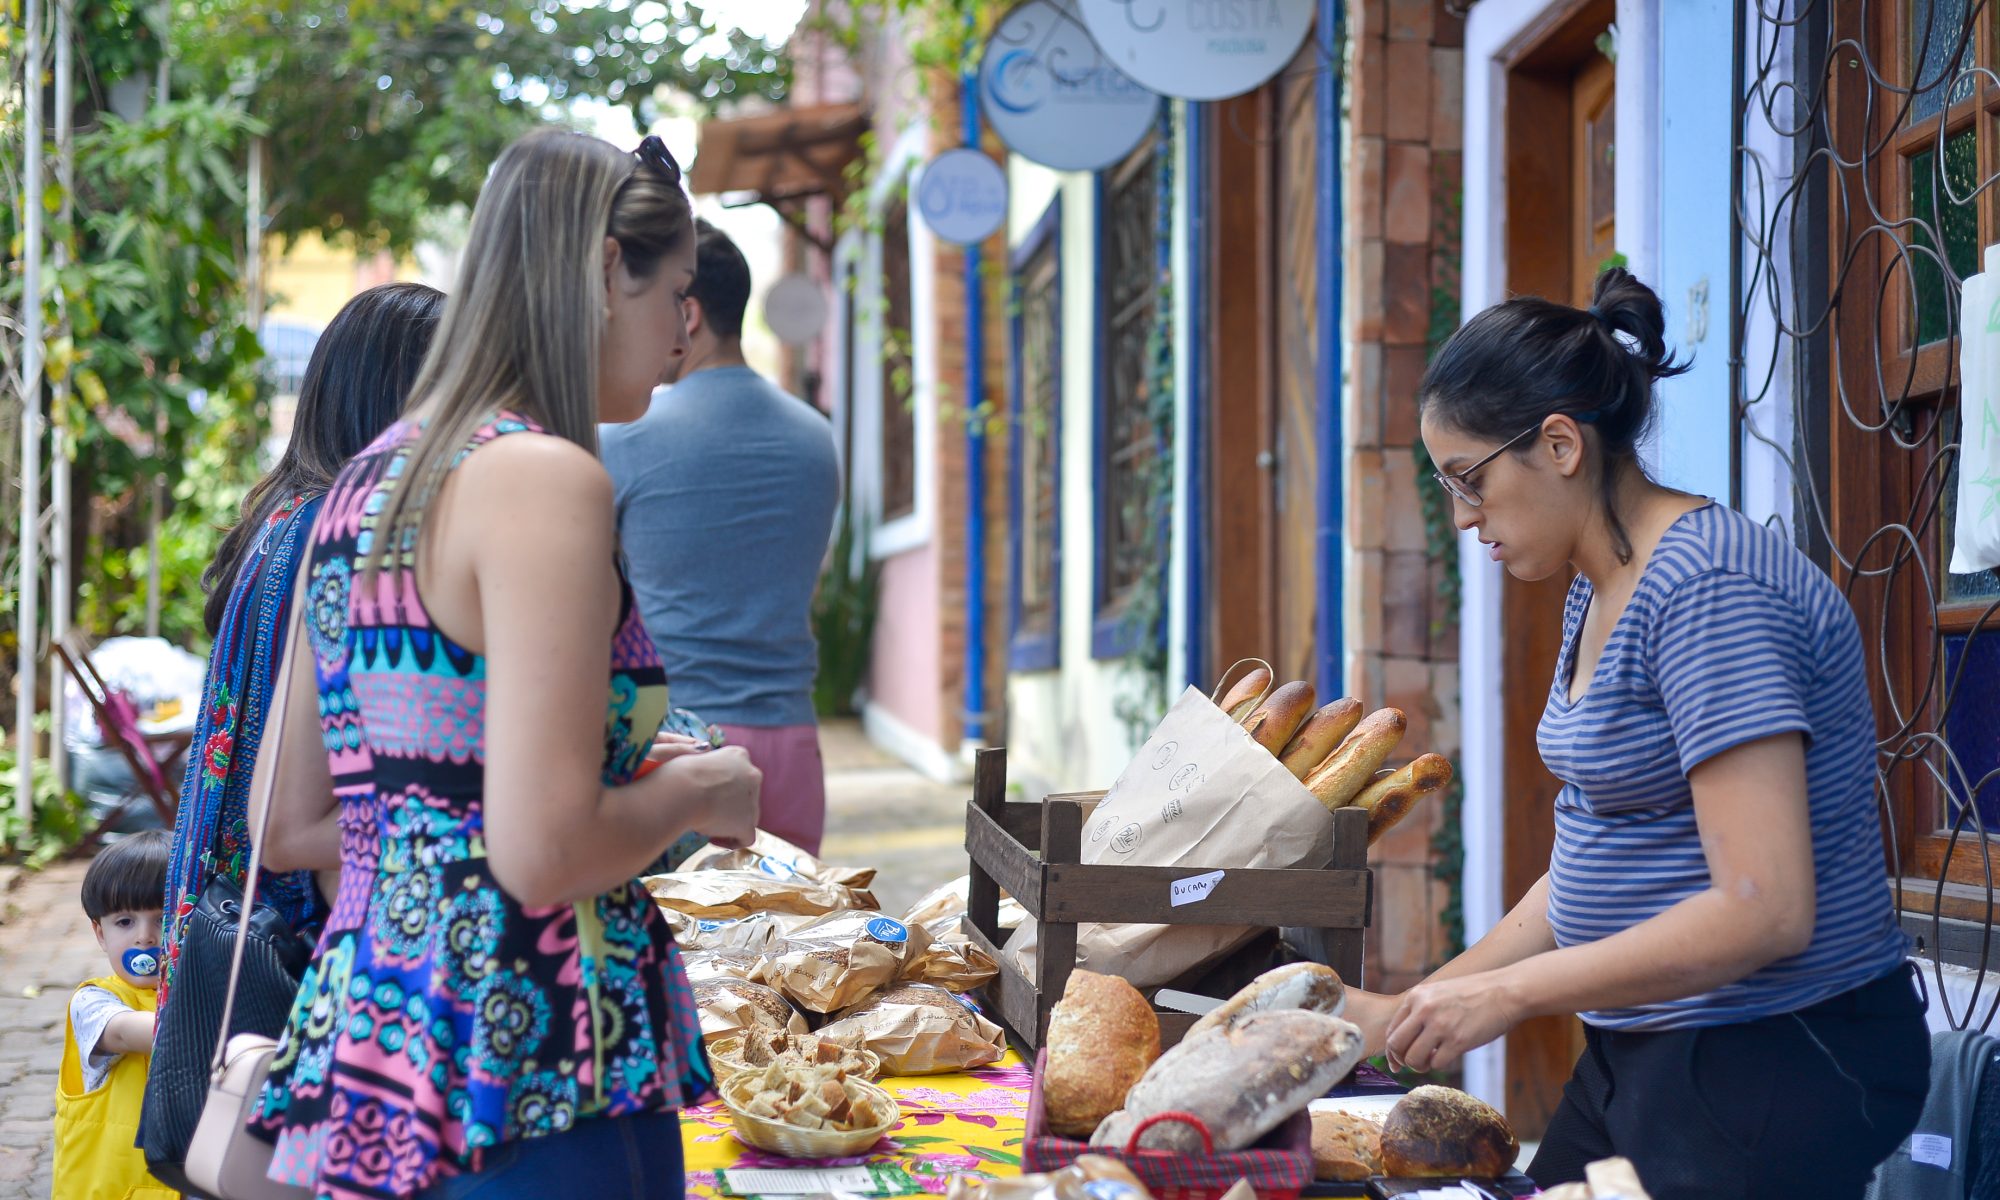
[158,281,445,1008]
[1344,269,1929,1199]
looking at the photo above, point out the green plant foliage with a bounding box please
[0,719,94,869]
[813,510,883,718]
[1422,183,1465,963]
[172,0,791,252]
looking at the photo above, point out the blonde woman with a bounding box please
[249,129,761,1200]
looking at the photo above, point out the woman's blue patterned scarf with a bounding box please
[159,494,329,1007]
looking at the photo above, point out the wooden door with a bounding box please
[1205,36,1322,689]
[1497,0,1614,1140]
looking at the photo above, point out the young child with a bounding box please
[54,828,177,1200]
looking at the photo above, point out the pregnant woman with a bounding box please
[1345,269,1930,1200]
[250,128,762,1199]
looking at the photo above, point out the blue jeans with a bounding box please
[418,1112,685,1200]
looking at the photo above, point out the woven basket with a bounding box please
[708,1034,883,1082]
[719,1071,901,1158]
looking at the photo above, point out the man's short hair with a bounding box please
[690,218,752,341]
[81,829,170,920]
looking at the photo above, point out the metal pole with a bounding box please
[15,0,47,840]
[246,135,264,321]
[144,7,170,638]
[49,0,73,795]
[959,49,988,751]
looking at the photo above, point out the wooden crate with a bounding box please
[962,747,1372,1051]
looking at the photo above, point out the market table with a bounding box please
[681,1051,1034,1198]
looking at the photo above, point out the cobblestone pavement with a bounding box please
[0,718,968,1199]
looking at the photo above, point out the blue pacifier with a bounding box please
[122,946,162,978]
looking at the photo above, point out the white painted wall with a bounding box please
[1000,135,1186,799]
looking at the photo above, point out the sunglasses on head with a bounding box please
[634,135,682,187]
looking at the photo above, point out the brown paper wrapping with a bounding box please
[752,911,928,1013]
[663,909,794,954]
[1003,686,1339,989]
[903,874,1028,934]
[643,869,876,921]
[678,829,879,893]
[692,978,807,1045]
[819,984,1006,1076]
[944,1156,1154,1200]
[682,951,760,985]
[902,932,999,991]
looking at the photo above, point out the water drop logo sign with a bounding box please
[917,149,1009,245]
[980,0,1160,171]
[1078,0,1317,101]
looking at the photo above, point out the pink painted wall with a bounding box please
[868,543,940,743]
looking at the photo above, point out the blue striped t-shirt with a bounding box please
[1538,502,1909,1030]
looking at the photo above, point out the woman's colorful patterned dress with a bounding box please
[252,414,712,1200]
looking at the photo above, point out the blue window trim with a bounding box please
[1008,198,1064,672]
[1091,121,1170,662]
[1314,0,1344,702]
[1183,103,1207,690]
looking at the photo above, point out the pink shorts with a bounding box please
[716,722,828,855]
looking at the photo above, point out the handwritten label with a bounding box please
[1171,870,1225,907]
[1910,1133,1953,1169]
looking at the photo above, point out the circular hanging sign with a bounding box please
[1076,0,1318,102]
[763,273,829,345]
[979,0,1161,172]
[916,149,1009,244]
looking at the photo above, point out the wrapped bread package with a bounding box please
[681,951,760,985]
[692,977,808,1045]
[752,911,928,1013]
[678,829,879,894]
[664,909,794,955]
[904,874,1029,935]
[946,1155,1155,1200]
[903,928,1000,991]
[819,983,1007,1075]
[644,869,875,922]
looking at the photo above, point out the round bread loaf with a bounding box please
[1310,1111,1383,1182]
[1187,962,1347,1039]
[1379,1085,1518,1178]
[1042,970,1161,1138]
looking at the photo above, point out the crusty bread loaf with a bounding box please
[1303,708,1407,811]
[1186,962,1347,1039]
[1042,970,1161,1137]
[1217,667,1273,722]
[1357,753,1453,845]
[1310,1111,1383,1182]
[1090,1010,1365,1153]
[1379,1085,1519,1178]
[1243,681,1316,754]
[1279,699,1364,779]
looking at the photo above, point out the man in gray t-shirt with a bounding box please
[601,220,840,852]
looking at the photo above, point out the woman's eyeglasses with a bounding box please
[1431,423,1541,508]
[634,135,682,187]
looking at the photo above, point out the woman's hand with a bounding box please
[658,745,762,849]
[1340,987,1401,1060]
[1383,970,1523,1074]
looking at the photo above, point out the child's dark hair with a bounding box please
[1418,267,1691,562]
[81,830,170,921]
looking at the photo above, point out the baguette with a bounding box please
[1354,754,1454,844]
[1241,681,1316,754]
[1302,708,1407,811]
[1217,667,1273,722]
[1278,699,1364,779]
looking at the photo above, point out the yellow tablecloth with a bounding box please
[682,1052,1032,1197]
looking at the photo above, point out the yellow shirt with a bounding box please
[54,974,178,1200]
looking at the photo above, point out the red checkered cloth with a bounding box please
[1022,1051,1313,1200]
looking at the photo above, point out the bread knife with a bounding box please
[1153,988,1224,1016]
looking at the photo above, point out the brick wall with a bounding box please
[926,71,1015,755]
[1346,0,1464,996]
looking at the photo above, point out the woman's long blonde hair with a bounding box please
[361,127,692,586]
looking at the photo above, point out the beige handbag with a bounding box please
[185,630,313,1200]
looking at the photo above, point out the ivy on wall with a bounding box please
[1422,183,1466,961]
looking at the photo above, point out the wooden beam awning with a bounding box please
[691,103,870,205]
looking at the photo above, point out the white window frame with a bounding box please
[856,124,938,560]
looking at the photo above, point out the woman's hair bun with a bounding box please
[1589,266,1690,383]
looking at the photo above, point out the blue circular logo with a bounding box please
[865,917,909,944]
[122,947,162,978]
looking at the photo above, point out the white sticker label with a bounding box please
[1170,870,1225,907]
[1910,1133,1953,1169]
[719,1168,882,1194]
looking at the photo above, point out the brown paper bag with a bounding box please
[1004,684,1338,988]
